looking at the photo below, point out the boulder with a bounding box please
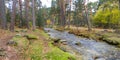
[0,48,6,56]
[53,38,61,43]
[60,40,67,45]
[6,40,17,46]
[25,34,38,40]
[15,30,20,32]
[20,29,27,32]
[60,40,67,42]
[15,34,22,37]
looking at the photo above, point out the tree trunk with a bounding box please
[0,0,7,29]
[59,0,66,26]
[32,0,36,30]
[119,0,120,10]
[18,0,23,28]
[68,0,72,28]
[25,0,30,29]
[10,0,17,32]
[84,0,92,31]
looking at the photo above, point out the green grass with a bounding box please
[11,29,77,60]
[25,34,39,40]
[104,37,120,45]
[12,36,29,48]
[28,41,43,60]
[45,47,76,60]
[34,29,49,38]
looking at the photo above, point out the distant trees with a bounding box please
[1,0,120,31]
[10,0,17,32]
[18,0,23,28]
[84,0,92,31]
[59,0,66,26]
[0,0,7,29]
[94,0,120,28]
[0,0,43,31]
[32,0,36,30]
[50,0,67,27]
[25,0,30,29]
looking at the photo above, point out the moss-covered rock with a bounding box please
[45,47,76,60]
[103,37,120,45]
[15,34,22,37]
[15,30,20,32]
[20,29,27,33]
[0,48,6,56]
[25,34,38,40]
[6,40,17,46]
[12,37,29,48]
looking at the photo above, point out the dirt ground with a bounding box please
[0,29,20,60]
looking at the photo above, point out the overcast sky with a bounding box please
[41,0,98,7]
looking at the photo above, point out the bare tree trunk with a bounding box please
[19,0,23,28]
[25,0,30,29]
[57,0,61,26]
[59,0,66,26]
[68,0,72,28]
[58,0,66,26]
[0,0,7,29]
[84,0,92,31]
[118,0,120,10]
[10,0,17,32]
[32,0,36,30]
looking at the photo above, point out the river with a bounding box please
[44,28,120,60]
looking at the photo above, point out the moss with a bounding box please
[15,30,20,32]
[12,29,77,60]
[34,29,49,38]
[25,34,38,40]
[45,47,76,60]
[12,36,29,48]
[20,29,27,32]
[15,34,22,37]
[104,37,120,45]
[27,41,43,60]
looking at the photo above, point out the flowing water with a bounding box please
[44,28,120,60]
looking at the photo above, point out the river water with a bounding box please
[44,28,120,60]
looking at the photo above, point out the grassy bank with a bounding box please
[67,27,120,47]
[10,29,78,60]
[54,26,120,47]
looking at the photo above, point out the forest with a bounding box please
[0,0,120,60]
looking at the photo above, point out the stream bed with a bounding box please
[44,28,120,60]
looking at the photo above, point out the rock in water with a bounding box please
[53,38,61,43]
[60,40,67,45]
[75,42,81,46]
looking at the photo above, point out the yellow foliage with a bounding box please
[46,19,51,25]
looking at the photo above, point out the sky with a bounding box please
[41,0,98,7]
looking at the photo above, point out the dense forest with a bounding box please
[0,0,120,31]
[0,0,120,60]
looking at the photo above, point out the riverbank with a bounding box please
[45,28,120,60]
[55,26,120,47]
[0,28,79,60]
